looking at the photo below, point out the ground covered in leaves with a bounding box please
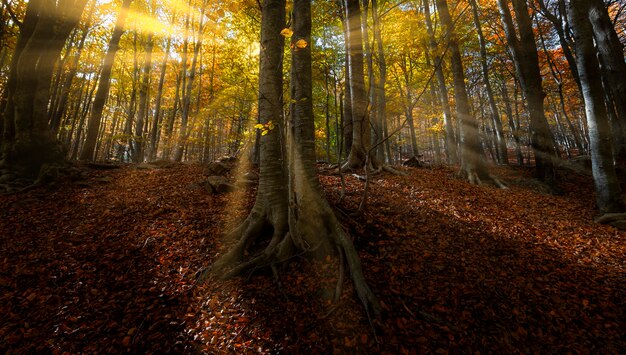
[1,162,625,353]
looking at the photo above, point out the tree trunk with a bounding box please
[173,0,207,162]
[133,32,154,163]
[569,0,624,213]
[201,0,380,318]
[497,0,559,189]
[80,0,132,161]
[2,0,87,180]
[586,0,626,178]
[423,0,457,165]
[149,36,172,161]
[343,0,370,169]
[470,0,507,164]
[371,0,386,164]
[436,0,500,186]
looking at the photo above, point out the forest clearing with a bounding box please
[1,162,624,352]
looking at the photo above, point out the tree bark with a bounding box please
[586,0,626,178]
[2,0,87,179]
[497,0,559,188]
[469,0,507,164]
[202,0,380,318]
[423,0,457,165]
[436,0,500,185]
[343,0,370,169]
[569,0,624,213]
[80,0,132,161]
[133,32,154,163]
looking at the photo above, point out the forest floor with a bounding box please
[1,161,625,353]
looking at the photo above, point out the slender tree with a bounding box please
[436,0,502,186]
[423,0,457,164]
[80,0,133,161]
[469,0,507,164]
[133,31,154,163]
[343,0,370,169]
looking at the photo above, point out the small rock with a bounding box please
[204,162,231,176]
[206,176,235,194]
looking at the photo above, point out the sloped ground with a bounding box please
[0,163,624,353]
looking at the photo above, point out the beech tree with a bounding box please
[435,0,503,186]
[80,0,133,161]
[497,0,559,189]
[568,0,624,217]
[198,0,380,317]
[343,0,370,169]
[1,0,87,182]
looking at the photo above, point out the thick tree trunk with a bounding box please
[497,0,559,189]
[80,0,132,161]
[2,0,87,180]
[569,0,624,213]
[586,0,626,178]
[201,0,380,318]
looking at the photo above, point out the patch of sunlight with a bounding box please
[125,10,182,36]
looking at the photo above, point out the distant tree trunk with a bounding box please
[436,0,501,186]
[497,0,559,189]
[49,3,95,135]
[80,0,132,161]
[343,0,370,169]
[423,0,457,164]
[469,0,507,164]
[569,0,624,213]
[173,0,207,162]
[372,0,386,163]
[340,10,353,159]
[398,54,419,157]
[503,80,524,165]
[537,0,582,93]
[1,0,87,180]
[162,72,181,159]
[537,23,585,154]
[133,32,154,163]
[201,0,380,318]
[149,36,172,161]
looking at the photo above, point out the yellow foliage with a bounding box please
[295,39,308,48]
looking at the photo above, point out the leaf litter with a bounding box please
[0,163,624,353]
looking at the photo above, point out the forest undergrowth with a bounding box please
[0,162,624,353]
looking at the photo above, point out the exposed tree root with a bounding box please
[0,161,84,195]
[595,213,626,230]
[197,196,382,319]
[458,167,508,189]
